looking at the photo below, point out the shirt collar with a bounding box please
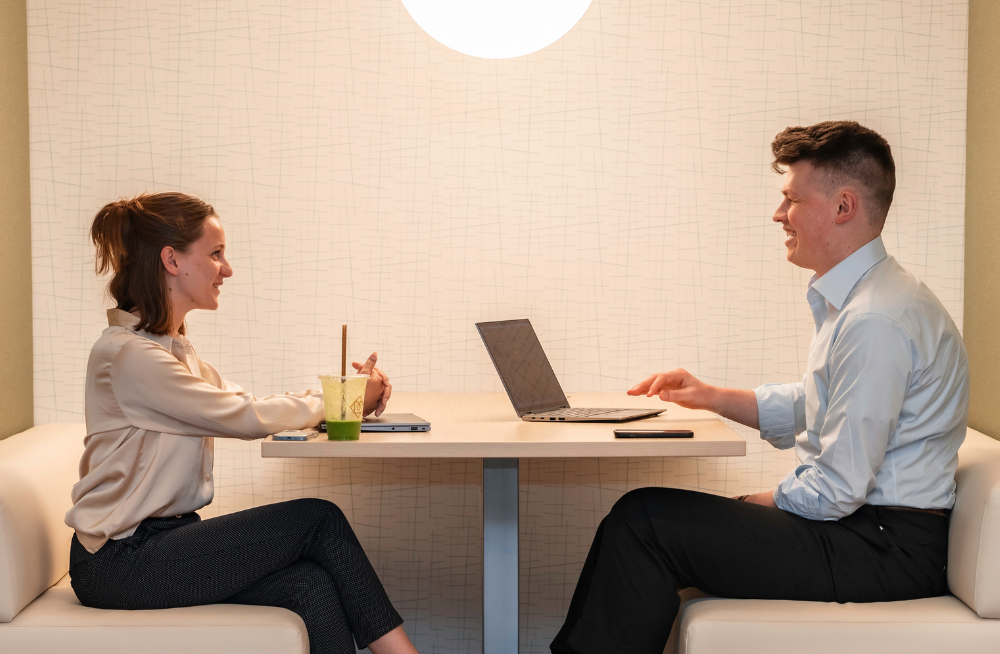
[107,308,177,351]
[808,236,888,311]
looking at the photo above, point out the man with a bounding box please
[550,121,969,654]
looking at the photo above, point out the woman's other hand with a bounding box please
[352,352,392,417]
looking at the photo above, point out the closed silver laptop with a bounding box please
[476,319,663,423]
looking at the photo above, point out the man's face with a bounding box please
[772,160,840,275]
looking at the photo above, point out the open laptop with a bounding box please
[476,319,664,422]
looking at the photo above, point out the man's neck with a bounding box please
[810,232,881,278]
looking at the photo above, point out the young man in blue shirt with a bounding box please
[551,121,969,654]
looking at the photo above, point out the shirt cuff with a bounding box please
[773,466,853,521]
[753,383,799,446]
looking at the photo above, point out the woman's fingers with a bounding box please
[357,352,378,375]
[376,379,392,416]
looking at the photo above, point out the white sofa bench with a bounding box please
[666,428,1000,653]
[0,424,307,654]
[2,423,999,653]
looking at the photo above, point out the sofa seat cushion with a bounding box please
[0,575,307,654]
[673,593,1000,654]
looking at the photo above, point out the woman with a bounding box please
[65,192,417,654]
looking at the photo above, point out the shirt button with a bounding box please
[205,474,211,481]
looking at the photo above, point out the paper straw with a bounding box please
[341,324,347,377]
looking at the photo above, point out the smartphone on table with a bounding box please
[614,429,694,439]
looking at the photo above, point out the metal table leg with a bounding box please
[483,458,518,654]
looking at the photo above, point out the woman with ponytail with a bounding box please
[66,192,417,654]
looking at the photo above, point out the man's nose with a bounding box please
[772,199,790,223]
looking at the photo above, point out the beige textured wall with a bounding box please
[966,0,1000,441]
[0,0,33,440]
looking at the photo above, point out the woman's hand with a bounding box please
[352,352,392,417]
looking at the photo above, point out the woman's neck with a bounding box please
[168,301,188,339]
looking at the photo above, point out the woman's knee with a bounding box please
[286,497,348,525]
[285,561,335,598]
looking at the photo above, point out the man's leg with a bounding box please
[551,487,948,654]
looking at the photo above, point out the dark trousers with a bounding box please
[69,498,402,654]
[551,488,949,654]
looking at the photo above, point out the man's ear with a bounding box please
[161,246,180,277]
[834,189,859,225]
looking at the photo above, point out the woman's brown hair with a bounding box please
[91,192,216,335]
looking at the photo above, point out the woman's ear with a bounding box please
[160,246,180,277]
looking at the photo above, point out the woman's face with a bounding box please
[166,216,233,312]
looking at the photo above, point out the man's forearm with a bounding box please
[707,387,760,430]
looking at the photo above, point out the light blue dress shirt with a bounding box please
[754,236,969,521]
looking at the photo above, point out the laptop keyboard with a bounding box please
[531,408,625,418]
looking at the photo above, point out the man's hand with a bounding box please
[628,368,716,410]
[627,368,760,429]
[352,352,392,417]
[735,491,778,508]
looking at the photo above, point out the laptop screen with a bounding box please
[476,319,569,416]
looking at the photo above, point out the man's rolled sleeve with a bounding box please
[773,314,912,520]
[753,381,806,450]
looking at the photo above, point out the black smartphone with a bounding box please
[614,429,694,439]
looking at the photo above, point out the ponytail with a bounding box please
[90,192,216,335]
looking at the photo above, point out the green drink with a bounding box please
[319,374,367,441]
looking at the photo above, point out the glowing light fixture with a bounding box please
[401,0,592,60]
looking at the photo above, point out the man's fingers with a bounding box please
[660,386,696,405]
[648,372,686,397]
[628,375,657,396]
[646,375,669,397]
[358,352,378,375]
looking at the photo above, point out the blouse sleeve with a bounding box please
[110,337,324,439]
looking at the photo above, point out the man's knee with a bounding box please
[605,487,714,535]
[609,487,682,520]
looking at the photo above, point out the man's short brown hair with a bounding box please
[771,121,896,228]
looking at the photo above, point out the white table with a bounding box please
[262,392,746,653]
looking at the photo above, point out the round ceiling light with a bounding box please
[401,0,593,60]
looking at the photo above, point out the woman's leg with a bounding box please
[70,498,404,650]
[226,561,356,654]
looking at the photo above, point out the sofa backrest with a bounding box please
[0,423,85,622]
[949,428,1000,618]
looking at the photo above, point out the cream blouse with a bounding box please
[65,309,324,553]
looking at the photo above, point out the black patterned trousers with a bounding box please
[69,498,403,653]
[551,487,950,654]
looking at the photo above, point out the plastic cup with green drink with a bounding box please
[319,374,368,440]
